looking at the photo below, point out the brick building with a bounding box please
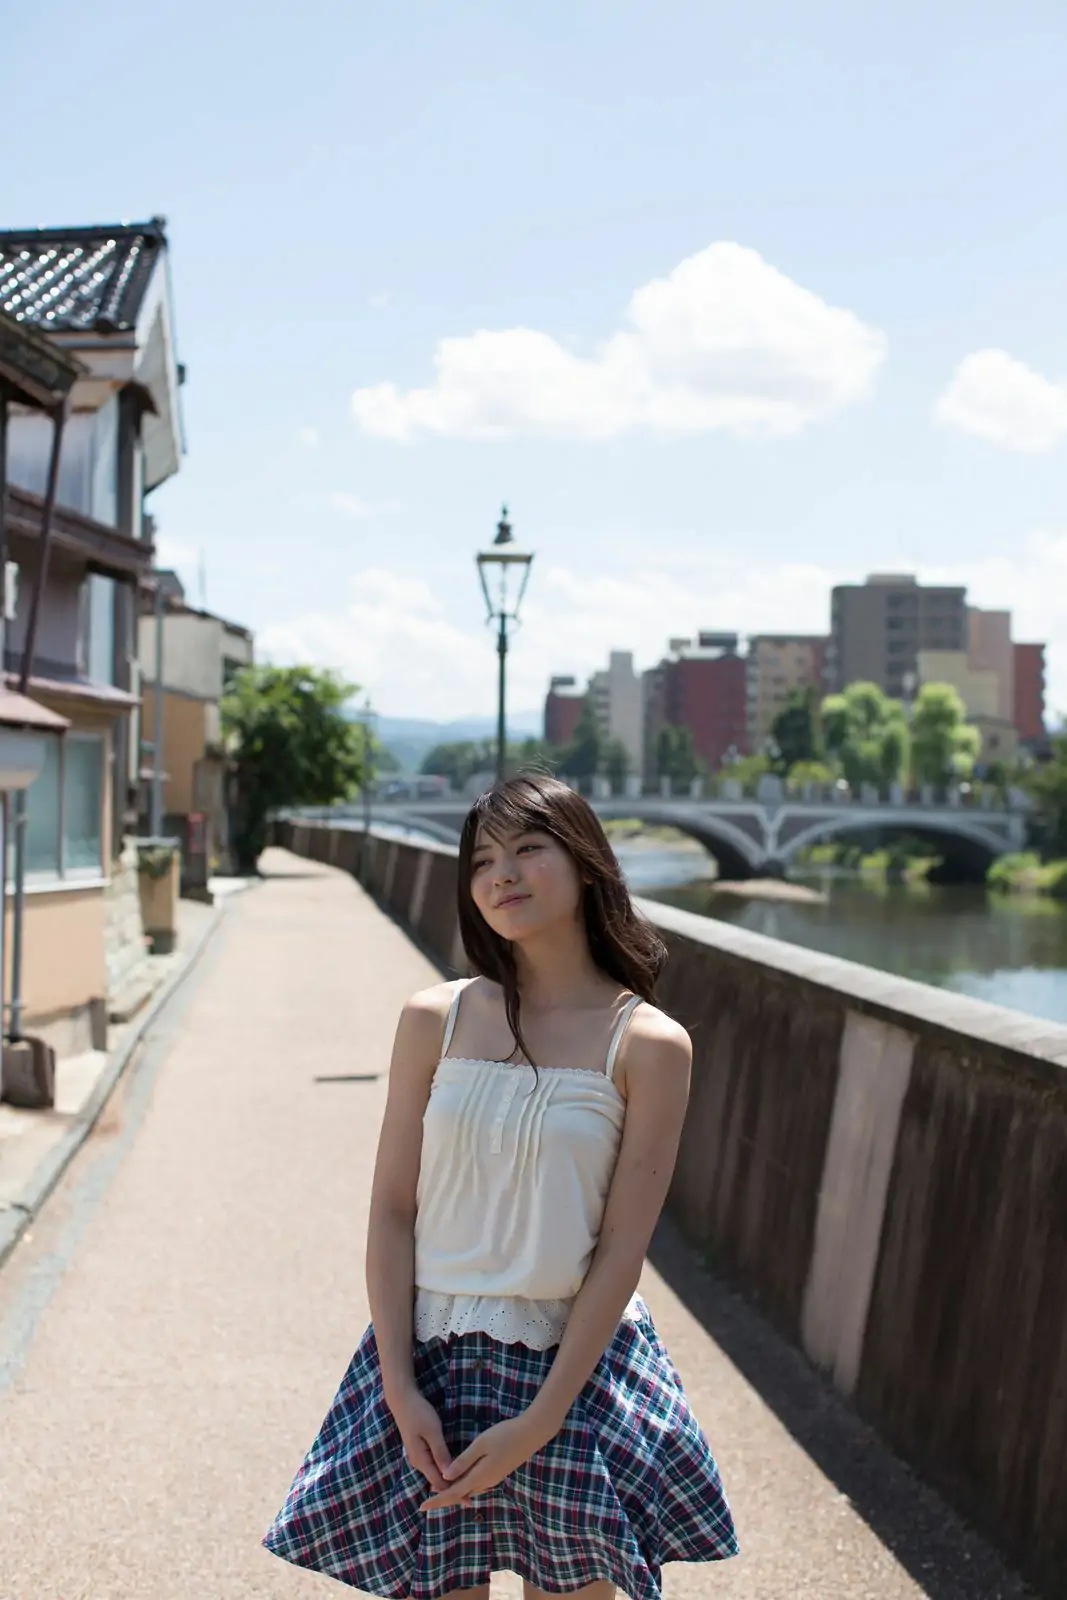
[1013,643,1047,745]
[644,633,748,776]
[543,675,585,748]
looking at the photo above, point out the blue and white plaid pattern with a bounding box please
[263,1295,738,1598]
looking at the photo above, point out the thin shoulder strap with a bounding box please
[440,979,468,1058]
[605,995,642,1082]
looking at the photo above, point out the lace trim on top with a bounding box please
[414,1287,643,1350]
[440,1056,625,1093]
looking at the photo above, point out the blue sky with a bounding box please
[6,0,1067,723]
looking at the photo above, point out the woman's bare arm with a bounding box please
[365,984,452,1407]
[525,1009,691,1435]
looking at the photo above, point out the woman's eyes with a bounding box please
[472,842,542,872]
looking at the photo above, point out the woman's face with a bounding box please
[469,824,584,943]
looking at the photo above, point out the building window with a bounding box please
[25,737,61,877]
[23,732,106,884]
[83,573,117,685]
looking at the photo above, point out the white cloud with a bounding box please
[934,349,1067,452]
[369,290,391,310]
[330,492,401,520]
[254,531,1066,728]
[297,426,320,448]
[257,570,490,716]
[351,243,886,442]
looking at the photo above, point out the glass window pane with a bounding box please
[25,736,61,878]
[63,737,104,873]
[87,574,117,685]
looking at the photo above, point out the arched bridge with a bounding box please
[359,795,1028,882]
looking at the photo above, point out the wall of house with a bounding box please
[272,818,1067,1600]
[138,611,221,700]
[140,685,206,817]
[5,886,108,1053]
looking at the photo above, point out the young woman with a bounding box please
[263,773,738,1598]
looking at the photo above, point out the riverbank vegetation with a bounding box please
[988,854,1067,901]
[798,837,940,883]
[984,734,1067,899]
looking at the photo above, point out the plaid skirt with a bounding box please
[262,1294,738,1599]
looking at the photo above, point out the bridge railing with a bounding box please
[346,775,1029,814]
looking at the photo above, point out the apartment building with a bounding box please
[828,575,967,697]
[746,633,827,748]
[543,675,586,748]
[644,632,747,776]
[587,651,644,778]
[1013,643,1046,746]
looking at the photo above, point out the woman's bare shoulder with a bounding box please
[625,1002,692,1074]
[403,979,460,1022]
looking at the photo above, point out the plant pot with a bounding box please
[138,852,180,954]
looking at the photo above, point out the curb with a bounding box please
[0,891,238,1273]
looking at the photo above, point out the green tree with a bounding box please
[420,739,496,788]
[785,759,835,793]
[1025,732,1067,857]
[655,724,703,784]
[223,666,365,872]
[770,688,821,772]
[821,682,909,793]
[720,752,770,789]
[909,683,981,791]
[605,738,631,789]
[561,702,606,779]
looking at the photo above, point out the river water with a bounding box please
[617,845,1067,1026]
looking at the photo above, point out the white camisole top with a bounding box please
[413,980,644,1350]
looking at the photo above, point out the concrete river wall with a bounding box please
[275,818,1067,1597]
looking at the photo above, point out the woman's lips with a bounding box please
[495,893,530,909]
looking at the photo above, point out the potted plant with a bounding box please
[136,840,181,954]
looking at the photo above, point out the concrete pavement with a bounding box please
[0,850,1034,1599]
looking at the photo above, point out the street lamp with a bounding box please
[476,505,534,784]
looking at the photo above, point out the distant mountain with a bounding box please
[345,709,543,773]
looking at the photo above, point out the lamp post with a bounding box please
[476,506,534,784]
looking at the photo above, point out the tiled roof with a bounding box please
[0,219,167,335]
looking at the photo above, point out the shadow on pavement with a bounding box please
[648,1213,1036,1600]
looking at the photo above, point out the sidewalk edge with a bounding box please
[0,891,240,1272]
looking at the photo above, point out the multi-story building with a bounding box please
[828,575,967,698]
[915,648,1017,764]
[746,633,827,749]
[916,608,1049,764]
[543,675,585,748]
[1,220,184,1051]
[644,632,747,777]
[587,651,644,779]
[967,609,1014,721]
[1013,643,1047,747]
[138,573,254,879]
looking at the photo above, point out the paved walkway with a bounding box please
[0,852,1033,1600]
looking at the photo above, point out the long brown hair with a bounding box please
[457,773,667,1066]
